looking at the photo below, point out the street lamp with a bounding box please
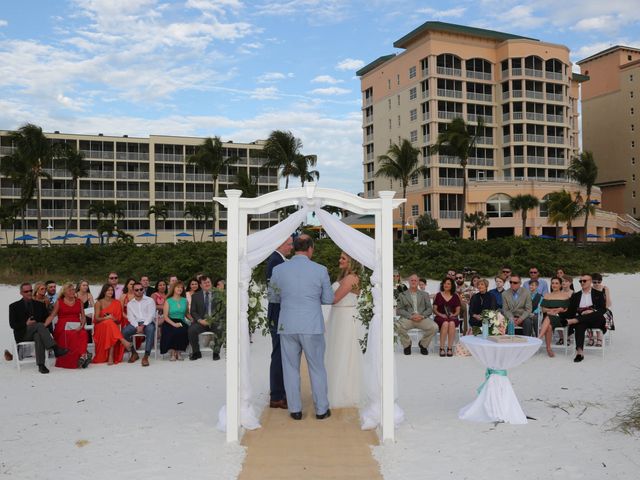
[46,222,53,240]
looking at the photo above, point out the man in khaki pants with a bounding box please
[395,274,437,355]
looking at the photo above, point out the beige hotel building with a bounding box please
[578,46,640,219]
[0,131,280,243]
[358,21,640,239]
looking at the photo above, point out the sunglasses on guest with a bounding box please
[134,287,144,292]
[579,279,590,284]
[592,280,601,284]
[510,280,520,284]
[109,276,118,280]
[529,270,538,274]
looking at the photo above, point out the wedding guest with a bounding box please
[589,273,611,347]
[76,280,94,343]
[500,266,512,282]
[186,278,200,311]
[266,236,294,409]
[396,274,436,355]
[93,284,131,365]
[140,275,155,297]
[33,282,51,311]
[528,280,543,315]
[168,275,178,288]
[502,274,534,336]
[446,269,456,280]
[151,279,168,316]
[393,271,408,298]
[107,272,123,299]
[456,273,474,333]
[418,278,428,292]
[433,277,460,357]
[45,280,58,309]
[556,268,566,279]
[524,266,549,295]
[160,281,190,361]
[469,279,496,329]
[189,276,222,361]
[560,274,607,362]
[9,283,69,374]
[46,283,91,369]
[556,274,575,346]
[489,276,505,310]
[120,277,136,324]
[215,278,226,291]
[538,277,571,357]
[122,282,157,367]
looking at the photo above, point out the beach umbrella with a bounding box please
[65,233,81,239]
[537,234,554,239]
[81,234,99,239]
[15,234,37,241]
[208,232,227,237]
[176,232,192,237]
[136,232,157,237]
[51,235,67,241]
[586,233,601,238]
[606,233,626,239]
[558,234,575,239]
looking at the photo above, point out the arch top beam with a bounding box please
[214,183,405,216]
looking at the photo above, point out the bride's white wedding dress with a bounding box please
[325,281,364,408]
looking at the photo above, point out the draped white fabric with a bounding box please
[217,204,404,432]
[458,336,541,424]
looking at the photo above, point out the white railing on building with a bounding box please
[513,155,525,164]
[548,157,565,165]
[527,156,546,165]
[116,190,149,199]
[526,134,545,143]
[437,111,461,120]
[526,112,545,122]
[513,112,523,120]
[512,68,522,76]
[185,191,213,200]
[79,189,115,198]
[436,66,462,77]
[546,92,563,102]
[513,133,524,142]
[185,173,213,182]
[41,188,74,197]
[469,157,494,167]
[546,114,564,123]
[440,210,462,219]
[524,68,543,78]
[439,177,464,187]
[439,155,459,165]
[466,92,492,102]
[525,90,544,100]
[437,88,463,99]
[115,152,149,161]
[155,172,185,181]
[87,170,114,178]
[422,90,429,99]
[476,136,494,145]
[422,68,429,78]
[545,71,563,81]
[116,171,150,179]
[468,114,493,124]
[512,90,523,98]
[548,136,565,144]
[466,70,492,81]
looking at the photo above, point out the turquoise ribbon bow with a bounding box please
[477,368,508,394]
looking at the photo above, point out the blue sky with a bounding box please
[1,0,639,193]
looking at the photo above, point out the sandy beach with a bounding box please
[1,274,639,479]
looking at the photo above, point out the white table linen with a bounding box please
[458,335,541,424]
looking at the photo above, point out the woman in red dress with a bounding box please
[93,284,132,364]
[433,277,461,358]
[46,283,90,369]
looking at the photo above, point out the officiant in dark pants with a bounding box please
[266,236,294,409]
[188,276,222,361]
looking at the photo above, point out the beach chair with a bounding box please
[198,331,216,358]
[13,340,44,372]
[552,326,569,356]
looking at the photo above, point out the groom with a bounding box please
[268,234,334,420]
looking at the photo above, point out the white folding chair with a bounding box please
[198,331,216,358]
[582,329,606,359]
[14,341,38,372]
[552,326,569,356]
[130,321,159,360]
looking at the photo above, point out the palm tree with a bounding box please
[0,123,57,247]
[464,211,491,240]
[262,130,311,188]
[546,190,581,239]
[375,139,428,243]
[58,144,88,244]
[0,203,19,246]
[187,136,231,240]
[233,170,259,232]
[429,117,484,238]
[293,154,320,186]
[509,194,540,237]
[183,204,204,242]
[88,202,123,244]
[147,204,168,243]
[568,151,599,244]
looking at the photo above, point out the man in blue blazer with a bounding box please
[268,235,334,420]
[266,236,293,409]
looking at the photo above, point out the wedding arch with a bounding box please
[214,183,404,443]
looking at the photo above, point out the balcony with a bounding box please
[525,112,545,122]
[502,91,510,100]
[41,188,74,197]
[116,190,149,199]
[422,111,430,121]
[185,191,213,200]
[469,157,494,167]
[422,90,430,99]
[1,187,21,196]
[548,157,565,166]
[437,111,461,120]
[423,178,431,188]
[512,90,523,98]
[546,92,564,102]
[504,156,511,165]
[185,173,213,182]
[513,133,524,142]
[466,71,492,81]
[116,171,149,179]
[503,135,511,144]
[546,114,564,123]
[466,92,492,102]
[364,97,373,107]
[155,153,184,163]
[155,191,184,200]
[439,177,464,187]
[125,210,148,218]
[26,209,69,217]
[526,134,545,143]
[365,171,375,180]
[155,172,185,181]
[79,189,115,198]
[364,114,373,125]
[363,133,373,144]
[513,112,523,120]
[526,156,545,165]
[547,135,565,144]
[503,113,510,122]
[525,90,544,100]
[116,152,149,161]
[501,69,509,79]
[42,168,69,177]
[439,155,459,165]
[468,114,493,124]
[513,155,524,164]
[476,136,494,145]
[0,146,17,155]
[422,68,429,78]
[545,71,563,81]
[436,66,462,77]
[524,68,543,78]
[365,152,374,161]
[440,210,462,219]
[87,170,114,178]
[512,68,522,76]
[80,150,114,160]
[437,88,463,99]
[257,176,277,183]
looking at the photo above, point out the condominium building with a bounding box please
[357,21,639,239]
[0,131,280,243]
[578,46,640,218]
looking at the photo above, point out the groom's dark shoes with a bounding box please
[290,411,302,420]
[316,409,331,420]
[270,399,288,409]
[403,346,411,355]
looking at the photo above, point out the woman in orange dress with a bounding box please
[46,283,90,369]
[120,277,136,324]
[93,284,132,364]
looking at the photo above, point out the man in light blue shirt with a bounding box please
[523,266,548,295]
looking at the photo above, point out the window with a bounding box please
[633,141,636,148]
[411,204,419,216]
[388,79,391,89]
[410,130,418,143]
[397,115,401,126]
[388,98,391,110]
[632,91,635,98]
[397,74,400,85]
[411,174,418,185]
[631,74,634,81]
[634,207,637,215]
[539,194,550,217]
[397,95,400,106]
[633,157,636,165]
[633,174,636,181]
[388,118,392,130]
[409,66,416,79]
[486,193,513,217]
[410,109,417,121]
[409,87,417,100]
[629,55,633,61]
[634,191,637,198]
[632,108,635,115]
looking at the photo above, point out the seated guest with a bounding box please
[33,282,51,311]
[502,274,534,336]
[189,276,222,361]
[556,275,575,345]
[186,278,200,311]
[107,272,123,300]
[560,274,607,362]
[76,280,95,343]
[122,282,157,367]
[528,280,543,315]
[120,277,137,320]
[589,273,611,347]
[393,271,408,299]
[524,266,549,295]
[140,275,155,297]
[160,281,190,361]
[46,283,91,369]
[44,280,58,310]
[433,277,460,357]
[489,276,505,310]
[500,266,512,282]
[538,277,571,357]
[469,279,496,329]
[151,279,168,316]
[418,278,427,292]
[215,278,226,291]
[93,284,131,365]
[395,274,436,356]
[9,283,69,374]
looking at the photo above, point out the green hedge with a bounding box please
[1,235,638,285]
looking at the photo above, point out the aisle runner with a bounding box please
[239,357,382,479]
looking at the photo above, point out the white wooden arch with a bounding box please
[215,183,404,443]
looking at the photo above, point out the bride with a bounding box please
[325,251,363,408]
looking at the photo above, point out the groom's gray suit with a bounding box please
[268,254,334,415]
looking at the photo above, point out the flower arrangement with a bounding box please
[247,279,269,336]
[480,309,507,336]
[355,270,374,353]
[204,288,227,350]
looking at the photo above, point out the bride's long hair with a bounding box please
[337,252,361,286]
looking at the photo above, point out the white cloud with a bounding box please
[250,86,280,99]
[256,71,294,83]
[311,74,342,84]
[185,0,243,14]
[0,19,8,27]
[255,0,350,24]
[335,58,364,71]
[416,7,466,18]
[310,87,350,95]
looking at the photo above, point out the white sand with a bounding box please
[2,275,639,479]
